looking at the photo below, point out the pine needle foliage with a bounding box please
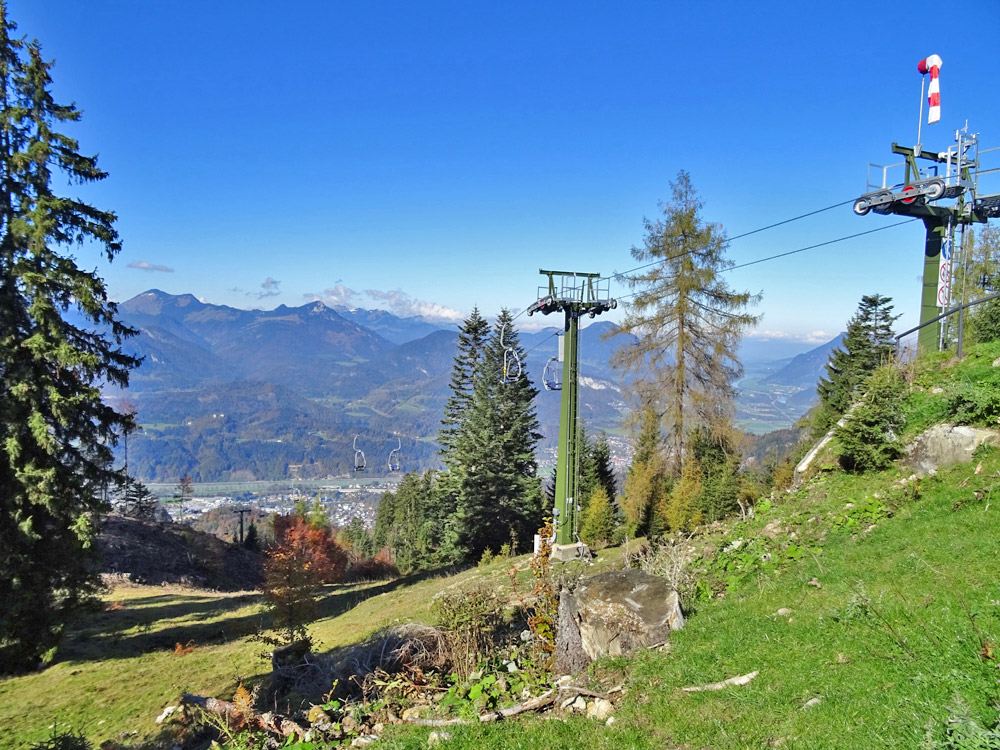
[452,309,542,559]
[815,293,900,435]
[0,4,140,673]
[611,170,760,475]
[834,364,907,473]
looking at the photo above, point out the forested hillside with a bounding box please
[107,290,632,482]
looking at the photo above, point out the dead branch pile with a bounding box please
[271,624,453,702]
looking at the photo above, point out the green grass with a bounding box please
[7,347,1000,748]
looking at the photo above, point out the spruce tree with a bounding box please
[243,521,260,552]
[439,307,490,463]
[0,5,139,672]
[436,308,490,562]
[453,310,542,559]
[579,431,617,511]
[815,293,900,433]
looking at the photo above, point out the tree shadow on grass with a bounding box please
[57,567,459,665]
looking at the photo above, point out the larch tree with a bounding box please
[612,171,760,476]
[0,4,139,673]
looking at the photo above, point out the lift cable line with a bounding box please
[611,219,918,304]
[516,196,884,316]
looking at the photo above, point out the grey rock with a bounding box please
[555,570,684,673]
[906,423,1000,475]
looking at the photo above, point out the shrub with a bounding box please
[263,514,347,644]
[835,364,907,473]
[431,582,504,678]
[970,297,1000,344]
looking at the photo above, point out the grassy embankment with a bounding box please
[5,343,1000,748]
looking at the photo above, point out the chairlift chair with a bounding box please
[499,323,523,384]
[353,435,366,472]
[387,436,402,472]
[542,356,561,391]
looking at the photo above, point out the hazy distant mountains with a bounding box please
[107,290,844,481]
[110,290,629,483]
[764,333,845,389]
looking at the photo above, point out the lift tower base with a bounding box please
[550,542,592,563]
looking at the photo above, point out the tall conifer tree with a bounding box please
[439,307,490,463]
[0,4,139,672]
[454,310,542,558]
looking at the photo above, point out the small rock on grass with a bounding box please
[802,697,822,710]
[586,698,613,720]
[428,730,452,746]
[571,696,587,712]
[776,608,792,617]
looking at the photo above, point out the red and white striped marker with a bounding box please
[918,55,942,124]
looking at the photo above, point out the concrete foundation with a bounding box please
[550,542,591,563]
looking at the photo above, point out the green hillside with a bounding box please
[5,345,1000,749]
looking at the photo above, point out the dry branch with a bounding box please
[400,689,557,727]
[406,717,469,727]
[680,670,759,692]
[557,685,610,701]
[181,693,307,740]
[479,689,555,722]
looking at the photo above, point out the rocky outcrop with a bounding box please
[905,423,1000,475]
[555,570,683,674]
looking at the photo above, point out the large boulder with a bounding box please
[905,423,1000,475]
[555,570,684,674]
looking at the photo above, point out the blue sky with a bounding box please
[16,0,1000,344]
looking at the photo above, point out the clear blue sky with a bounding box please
[16,0,1000,344]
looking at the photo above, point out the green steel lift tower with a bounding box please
[527,270,616,561]
[852,130,999,351]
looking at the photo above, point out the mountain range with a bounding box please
[106,290,840,482]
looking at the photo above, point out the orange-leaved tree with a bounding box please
[263,514,347,644]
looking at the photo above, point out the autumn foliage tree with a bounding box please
[263,514,346,644]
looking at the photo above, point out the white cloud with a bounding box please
[364,288,464,323]
[128,260,174,273]
[747,329,795,340]
[748,328,835,345]
[249,277,281,299]
[803,330,834,344]
[305,285,359,308]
